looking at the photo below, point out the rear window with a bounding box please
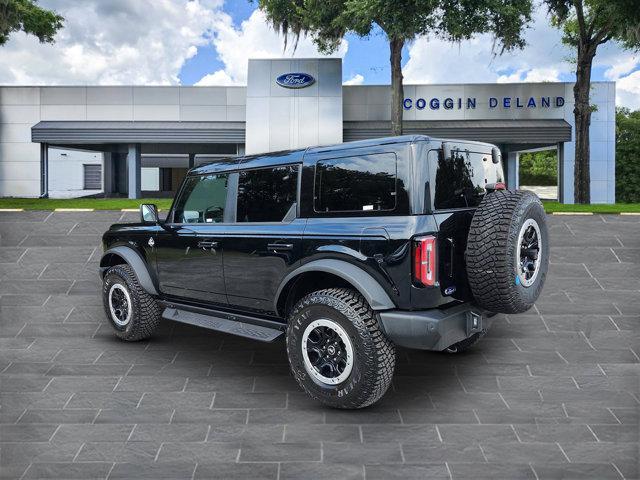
[315,153,397,212]
[429,148,498,210]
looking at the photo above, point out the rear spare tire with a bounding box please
[466,189,549,314]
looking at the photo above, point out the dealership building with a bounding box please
[0,58,616,203]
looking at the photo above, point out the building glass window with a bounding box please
[173,173,229,223]
[315,153,397,212]
[236,165,298,222]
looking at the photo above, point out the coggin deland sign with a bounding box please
[403,95,565,110]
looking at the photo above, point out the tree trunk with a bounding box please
[573,47,595,204]
[390,37,404,136]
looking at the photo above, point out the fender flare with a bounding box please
[99,246,159,296]
[275,259,396,312]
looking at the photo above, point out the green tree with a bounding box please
[258,0,532,136]
[0,0,63,46]
[544,0,640,204]
[519,150,558,186]
[616,107,640,203]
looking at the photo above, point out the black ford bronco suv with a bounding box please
[100,135,549,409]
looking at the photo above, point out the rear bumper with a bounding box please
[378,303,493,351]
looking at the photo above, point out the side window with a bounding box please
[236,165,298,222]
[315,153,397,212]
[173,173,229,223]
[429,149,487,210]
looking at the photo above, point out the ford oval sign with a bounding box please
[276,72,315,89]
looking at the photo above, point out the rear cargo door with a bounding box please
[427,147,503,302]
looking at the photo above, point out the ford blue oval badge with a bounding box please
[444,286,456,295]
[276,72,315,89]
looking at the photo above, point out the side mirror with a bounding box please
[140,204,159,224]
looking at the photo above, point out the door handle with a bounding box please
[197,240,218,249]
[267,243,294,251]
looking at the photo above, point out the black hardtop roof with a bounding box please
[190,135,430,175]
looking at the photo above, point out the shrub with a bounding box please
[519,150,558,186]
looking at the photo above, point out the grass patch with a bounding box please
[542,201,640,213]
[0,197,638,214]
[0,198,174,211]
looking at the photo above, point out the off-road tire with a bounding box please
[444,330,486,353]
[102,264,162,341]
[286,288,395,409]
[467,189,549,314]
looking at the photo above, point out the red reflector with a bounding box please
[414,236,437,287]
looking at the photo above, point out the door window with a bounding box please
[236,165,298,222]
[315,153,397,212]
[173,173,229,223]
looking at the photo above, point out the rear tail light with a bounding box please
[413,236,437,287]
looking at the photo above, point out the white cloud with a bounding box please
[403,10,571,85]
[497,67,561,83]
[0,0,224,85]
[343,73,364,85]
[616,70,640,110]
[196,9,348,86]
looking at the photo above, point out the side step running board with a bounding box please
[162,307,284,342]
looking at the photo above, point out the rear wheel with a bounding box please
[102,264,161,341]
[286,288,395,409]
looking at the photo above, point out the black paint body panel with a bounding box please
[101,135,504,323]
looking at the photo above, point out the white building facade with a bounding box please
[0,58,616,203]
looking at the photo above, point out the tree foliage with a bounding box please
[519,150,558,186]
[0,0,63,46]
[616,107,640,203]
[258,0,532,135]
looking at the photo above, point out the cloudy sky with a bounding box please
[0,0,638,108]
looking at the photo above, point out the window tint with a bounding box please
[236,165,298,222]
[430,149,488,210]
[173,173,228,223]
[315,153,397,212]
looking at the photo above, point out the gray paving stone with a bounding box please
[75,441,161,463]
[323,441,402,464]
[194,463,278,480]
[51,424,134,443]
[281,463,365,480]
[108,461,196,479]
[531,462,624,480]
[0,211,637,480]
[401,441,485,463]
[23,462,112,479]
[156,441,240,463]
[128,424,209,442]
[449,462,536,479]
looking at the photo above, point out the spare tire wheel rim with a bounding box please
[109,283,132,327]
[301,318,354,385]
[516,218,542,287]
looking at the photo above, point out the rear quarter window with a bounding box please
[314,152,398,213]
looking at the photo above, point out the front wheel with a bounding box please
[102,264,161,341]
[286,288,395,409]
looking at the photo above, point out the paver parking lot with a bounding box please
[0,211,638,479]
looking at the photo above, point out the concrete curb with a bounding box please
[54,208,94,212]
[551,212,594,215]
[0,208,24,212]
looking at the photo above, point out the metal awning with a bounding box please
[32,121,246,144]
[344,119,572,144]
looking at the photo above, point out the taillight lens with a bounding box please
[413,236,437,287]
